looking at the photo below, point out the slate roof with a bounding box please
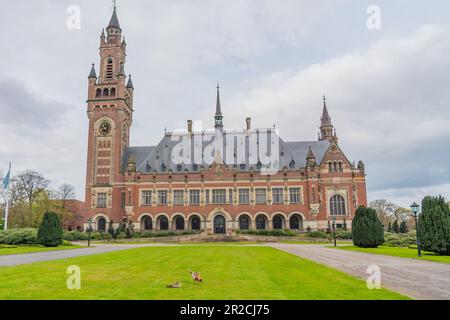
[107,8,121,30]
[122,131,331,173]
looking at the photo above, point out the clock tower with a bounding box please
[84,6,134,220]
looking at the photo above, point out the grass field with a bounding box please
[0,245,82,256]
[0,246,408,300]
[335,246,450,264]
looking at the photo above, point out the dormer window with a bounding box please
[289,158,295,169]
[176,164,182,172]
[146,162,151,172]
[192,164,198,171]
[161,163,167,172]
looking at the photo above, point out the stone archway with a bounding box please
[214,215,226,234]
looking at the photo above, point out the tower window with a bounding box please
[96,89,102,98]
[103,88,109,97]
[110,88,116,97]
[105,59,114,80]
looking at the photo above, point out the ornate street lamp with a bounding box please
[87,218,93,247]
[332,216,337,247]
[410,202,422,257]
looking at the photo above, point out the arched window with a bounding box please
[175,216,185,230]
[289,215,303,230]
[110,88,116,97]
[214,215,226,234]
[103,88,109,97]
[239,215,250,230]
[329,162,333,172]
[106,59,113,80]
[330,195,346,216]
[256,215,266,230]
[159,217,168,230]
[97,217,106,232]
[142,216,152,231]
[273,215,284,230]
[190,216,201,230]
[96,89,102,98]
[339,162,343,172]
[333,162,338,172]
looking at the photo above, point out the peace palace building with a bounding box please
[82,8,367,234]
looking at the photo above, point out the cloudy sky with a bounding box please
[0,0,449,207]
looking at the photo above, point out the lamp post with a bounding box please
[87,218,93,247]
[332,216,337,247]
[410,202,422,257]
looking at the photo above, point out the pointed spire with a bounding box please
[101,28,105,38]
[321,95,332,125]
[306,146,316,160]
[122,36,127,46]
[126,74,134,89]
[215,82,222,116]
[88,63,97,79]
[107,1,121,31]
[214,82,223,129]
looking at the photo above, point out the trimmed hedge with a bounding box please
[237,230,298,237]
[383,232,417,247]
[0,228,38,245]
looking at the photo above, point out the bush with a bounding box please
[0,228,38,245]
[116,232,126,239]
[418,196,450,255]
[306,231,327,239]
[335,230,352,240]
[383,232,417,247]
[352,206,384,248]
[37,212,64,247]
[63,231,89,241]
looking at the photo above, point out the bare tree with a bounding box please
[369,199,398,229]
[57,184,76,209]
[16,170,50,226]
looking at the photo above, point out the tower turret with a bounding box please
[319,95,335,142]
[214,83,223,130]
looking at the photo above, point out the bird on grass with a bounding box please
[190,271,203,283]
[166,281,181,288]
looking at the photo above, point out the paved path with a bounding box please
[0,244,163,267]
[268,243,450,300]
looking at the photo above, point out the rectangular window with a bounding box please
[157,190,168,205]
[255,188,267,204]
[173,190,184,206]
[272,188,284,204]
[141,190,152,206]
[97,193,107,208]
[212,189,226,205]
[239,189,250,205]
[289,188,301,204]
[229,189,233,204]
[121,192,126,208]
[205,189,210,205]
[189,189,200,205]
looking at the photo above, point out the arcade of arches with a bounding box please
[99,212,307,234]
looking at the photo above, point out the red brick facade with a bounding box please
[82,9,367,233]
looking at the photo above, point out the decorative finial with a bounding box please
[217,82,220,90]
[113,0,117,11]
[323,94,326,104]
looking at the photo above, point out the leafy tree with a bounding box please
[399,221,408,234]
[352,206,384,248]
[392,220,399,234]
[370,199,397,227]
[126,221,134,239]
[387,221,392,232]
[418,196,450,255]
[37,212,63,247]
[17,170,50,226]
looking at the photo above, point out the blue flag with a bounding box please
[2,162,11,190]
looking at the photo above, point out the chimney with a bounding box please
[246,117,251,130]
[187,120,193,134]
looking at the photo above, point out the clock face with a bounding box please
[99,121,112,136]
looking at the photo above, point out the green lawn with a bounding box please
[0,245,82,256]
[335,245,450,264]
[0,246,408,300]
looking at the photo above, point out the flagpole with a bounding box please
[3,191,8,230]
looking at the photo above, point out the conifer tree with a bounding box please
[399,221,408,234]
[392,220,399,233]
[418,196,450,255]
[352,206,384,248]
[37,212,64,247]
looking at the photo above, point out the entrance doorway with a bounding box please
[214,215,226,234]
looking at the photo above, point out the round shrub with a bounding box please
[37,212,64,247]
